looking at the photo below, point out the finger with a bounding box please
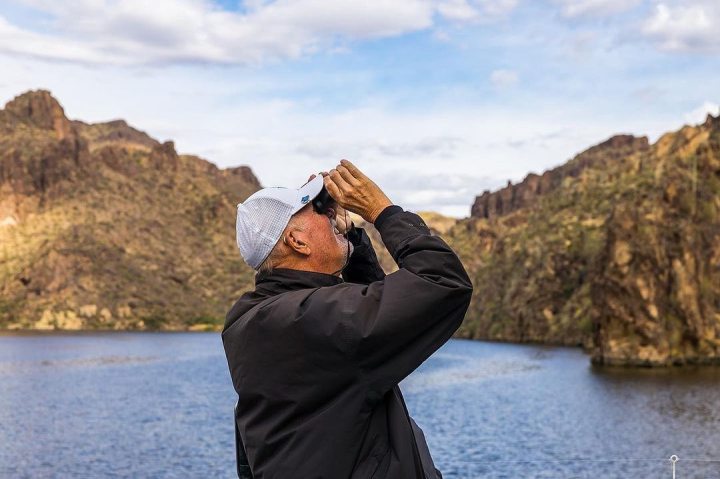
[323,176,344,203]
[299,175,316,187]
[336,165,362,187]
[335,212,348,232]
[329,169,353,193]
[339,159,366,180]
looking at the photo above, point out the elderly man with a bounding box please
[222,160,473,478]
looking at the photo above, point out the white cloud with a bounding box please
[438,0,518,21]
[642,2,720,53]
[0,0,519,65]
[0,50,691,218]
[438,0,481,21]
[4,0,712,218]
[474,0,519,17]
[490,69,518,88]
[554,0,642,18]
[683,101,720,125]
[0,16,107,63]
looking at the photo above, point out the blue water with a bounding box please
[1,334,719,479]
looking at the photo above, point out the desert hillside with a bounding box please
[3,90,719,366]
[440,116,720,366]
[0,90,260,330]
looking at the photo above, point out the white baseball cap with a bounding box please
[236,175,325,270]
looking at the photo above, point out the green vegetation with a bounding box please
[437,118,720,365]
[2,90,719,366]
[0,90,259,332]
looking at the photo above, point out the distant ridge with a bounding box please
[3,89,719,366]
[0,90,261,330]
[472,135,651,219]
[443,112,720,366]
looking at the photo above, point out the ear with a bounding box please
[285,229,311,257]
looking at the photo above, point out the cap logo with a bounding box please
[301,195,310,204]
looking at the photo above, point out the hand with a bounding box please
[334,205,353,234]
[306,172,353,233]
[322,160,392,223]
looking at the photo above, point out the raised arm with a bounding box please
[341,225,386,284]
[310,161,473,394]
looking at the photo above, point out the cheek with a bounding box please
[315,217,338,247]
[311,215,345,257]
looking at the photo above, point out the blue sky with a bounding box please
[1,0,718,216]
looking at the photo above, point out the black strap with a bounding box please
[235,400,254,479]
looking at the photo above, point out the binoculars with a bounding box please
[312,186,336,215]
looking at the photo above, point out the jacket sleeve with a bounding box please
[303,208,473,396]
[341,225,386,285]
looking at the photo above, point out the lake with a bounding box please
[1,334,719,478]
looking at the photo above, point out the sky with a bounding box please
[0,0,719,217]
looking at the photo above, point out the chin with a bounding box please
[337,237,353,256]
[334,241,354,269]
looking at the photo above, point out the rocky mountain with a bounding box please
[3,89,719,367]
[0,90,260,330]
[441,116,720,366]
[471,135,651,219]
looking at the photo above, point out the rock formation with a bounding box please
[0,90,260,330]
[3,89,718,366]
[471,135,650,219]
[446,115,719,366]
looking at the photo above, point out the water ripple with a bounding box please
[0,355,159,375]
[402,356,540,393]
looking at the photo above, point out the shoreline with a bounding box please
[4,330,720,369]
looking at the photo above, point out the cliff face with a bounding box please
[590,116,720,365]
[446,116,720,366]
[3,90,718,364]
[471,135,650,219]
[0,90,260,330]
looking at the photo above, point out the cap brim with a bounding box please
[292,175,324,214]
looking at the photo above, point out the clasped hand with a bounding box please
[321,160,392,224]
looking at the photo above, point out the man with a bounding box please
[222,160,473,478]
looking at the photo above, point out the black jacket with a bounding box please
[222,207,473,478]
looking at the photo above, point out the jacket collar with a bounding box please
[255,268,343,295]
